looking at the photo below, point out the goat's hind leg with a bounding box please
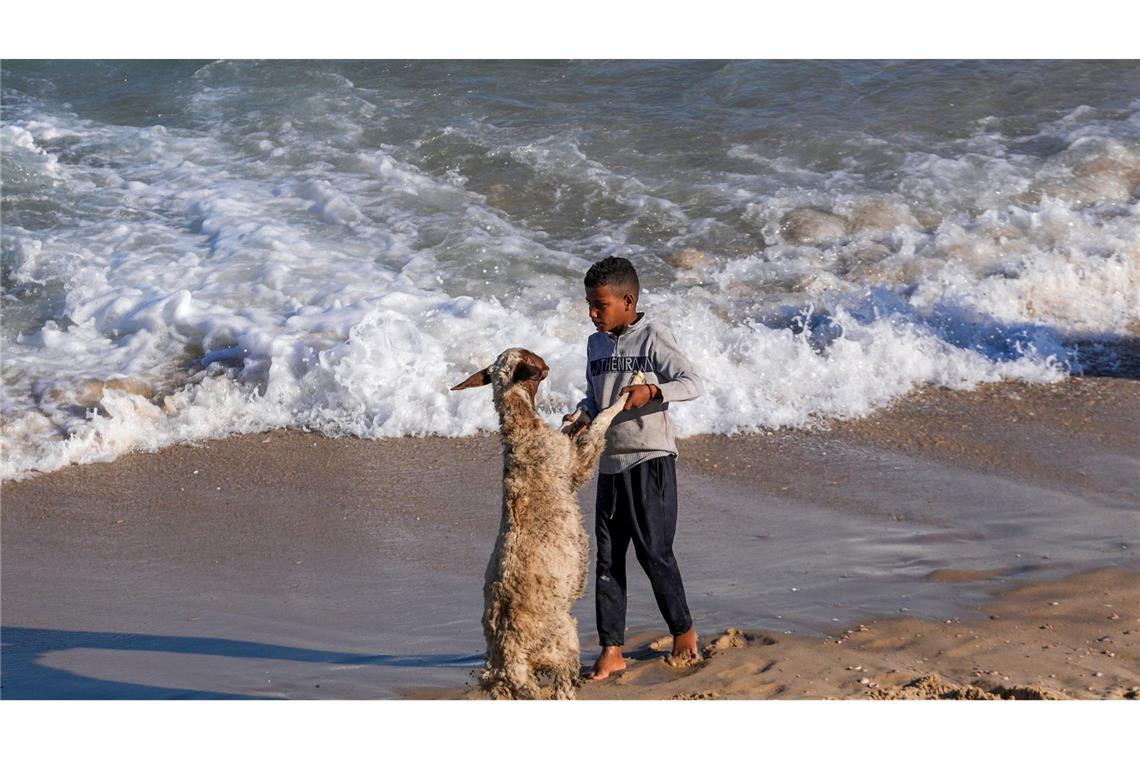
[501,658,541,700]
[538,614,581,700]
[552,661,578,700]
[480,667,511,699]
[479,644,513,700]
[482,660,538,699]
[552,631,582,700]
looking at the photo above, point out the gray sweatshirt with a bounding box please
[576,313,703,474]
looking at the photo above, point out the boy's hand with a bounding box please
[621,384,660,410]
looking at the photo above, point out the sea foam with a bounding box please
[2,63,1137,480]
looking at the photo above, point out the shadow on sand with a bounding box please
[0,626,483,699]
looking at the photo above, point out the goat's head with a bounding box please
[450,348,550,405]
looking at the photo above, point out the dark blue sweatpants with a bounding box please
[595,454,693,647]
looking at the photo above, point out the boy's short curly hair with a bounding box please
[584,256,640,298]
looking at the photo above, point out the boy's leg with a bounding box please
[592,471,631,679]
[627,455,695,648]
[595,471,631,645]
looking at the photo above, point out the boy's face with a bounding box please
[585,284,636,333]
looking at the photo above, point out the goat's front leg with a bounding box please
[591,369,645,428]
[561,371,647,436]
[558,407,588,436]
[568,372,645,487]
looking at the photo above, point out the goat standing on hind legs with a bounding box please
[452,347,643,700]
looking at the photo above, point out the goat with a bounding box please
[451,347,642,699]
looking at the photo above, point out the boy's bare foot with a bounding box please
[666,627,701,664]
[589,645,627,680]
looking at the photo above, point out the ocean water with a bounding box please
[2,60,1138,480]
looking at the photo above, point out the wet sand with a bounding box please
[440,567,1140,700]
[2,376,1137,699]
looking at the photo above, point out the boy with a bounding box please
[565,256,703,680]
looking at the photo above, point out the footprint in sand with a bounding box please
[669,690,721,700]
[703,627,779,656]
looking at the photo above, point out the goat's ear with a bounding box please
[451,367,492,391]
[513,352,549,383]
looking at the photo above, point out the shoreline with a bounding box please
[2,376,1137,699]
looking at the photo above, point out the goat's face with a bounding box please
[451,348,550,405]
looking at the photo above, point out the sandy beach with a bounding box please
[2,376,1137,699]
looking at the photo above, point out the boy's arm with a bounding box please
[649,324,703,403]
[576,371,601,417]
